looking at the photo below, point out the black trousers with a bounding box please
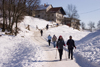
[68,48,73,59]
[48,40,51,46]
[58,49,63,60]
[41,33,43,36]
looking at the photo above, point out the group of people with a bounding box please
[39,24,49,36]
[39,23,59,36]
[47,35,76,61]
[38,24,76,61]
[48,35,57,47]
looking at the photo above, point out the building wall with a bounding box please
[46,5,52,12]
[32,5,64,24]
[64,18,80,30]
[56,13,64,23]
[32,10,36,17]
[71,22,80,30]
[46,13,56,21]
[32,5,53,20]
[34,10,46,19]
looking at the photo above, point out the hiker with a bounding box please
[66,36,76,60]
[56,23,59,27]
[46,24,49,30]
[48,34,52,46]
[40,29,43,36]
[56,35,65,61]
[36,25,38,30]
[52,35,57,48]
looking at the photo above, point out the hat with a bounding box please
[59,35,62,38]
[69,36,72,38]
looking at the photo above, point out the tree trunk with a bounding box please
[15,20,17,36]
[8,0,11,31]
[2,0,5,32]
[70,18,72,27]
[15,16,19,36]
[5,16,7,29]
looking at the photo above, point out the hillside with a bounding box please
[75,30,100,67]
[0,16,100,67]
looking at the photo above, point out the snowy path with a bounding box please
[31,30,80,67]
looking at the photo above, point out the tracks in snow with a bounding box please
[31,30,80,67]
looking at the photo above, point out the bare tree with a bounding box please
[81,22,85,30]
[88,21,95,32]
[97,20,100,29]
[12,0,40,35]
[66,4,79,27]
[1,0,12,32]
[0,0,40,35]
[26,0,40,15]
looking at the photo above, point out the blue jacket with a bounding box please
[48,35,52,40]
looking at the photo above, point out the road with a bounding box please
[31,30,80,67]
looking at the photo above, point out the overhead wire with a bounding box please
[80,8,100,14]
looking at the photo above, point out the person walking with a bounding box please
[66,36,76,60]
[40,29,43,36]
[46,24,49,30]
[56,23,59,27]
[48,35,52,46]
[52,35,57,48]
[56,35,65,61]
[36,25,38,30]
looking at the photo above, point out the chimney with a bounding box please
[44,3,47,7]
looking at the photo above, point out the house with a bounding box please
[32,4,66,23]
[63,17,80,30]
[32,4,80,30]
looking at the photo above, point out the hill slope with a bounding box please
[0,16,100,67]
[75,30,100,67]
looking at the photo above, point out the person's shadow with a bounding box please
[30,60,59,62]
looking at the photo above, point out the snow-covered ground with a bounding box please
[0,29,43,67]
[75,30,100,67]
[0,16,100,67]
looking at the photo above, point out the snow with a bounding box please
[0,33,43,67]
[43,25,89,41]
[21,16,52,30]
[0,16,100,67]
[75,30,100,67]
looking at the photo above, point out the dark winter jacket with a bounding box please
[40,30,43,33]
[67,39,75,49]
[46,24,49,29]
[52,35,57,42]
[56,39,65,49]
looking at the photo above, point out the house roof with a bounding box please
[64,17,80,21]
[47,7,66,15]
[36,4,52,10]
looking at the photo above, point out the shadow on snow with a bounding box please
[2,42,35,67]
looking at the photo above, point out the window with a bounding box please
[48,19,50,21]
[52,14,54,16]
[71,20,73,22]
[38,15,40,17]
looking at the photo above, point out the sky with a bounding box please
[41,0,100,28]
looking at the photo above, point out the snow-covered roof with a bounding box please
[36,4,50,10]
